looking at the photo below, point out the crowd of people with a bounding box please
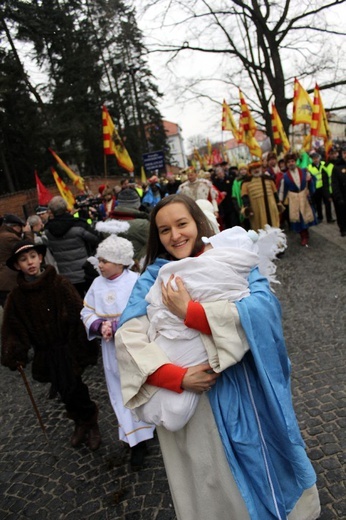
[1,143,345,519]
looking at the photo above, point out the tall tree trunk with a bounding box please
[0,146,16,193]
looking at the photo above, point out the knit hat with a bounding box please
[96,235,134,267]
[3,214,26,226]
[6,239,47,270]
[117,188,141,209]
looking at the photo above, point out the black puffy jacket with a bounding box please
[45,214,100,284]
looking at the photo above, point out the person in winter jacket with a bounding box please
[307,153,334,223]
[1,240,101,451]
[45,196,100,297]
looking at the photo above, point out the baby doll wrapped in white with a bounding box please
[134,227,271,431]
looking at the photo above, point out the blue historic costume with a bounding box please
[118,259,318,520]
[283,168,317,233]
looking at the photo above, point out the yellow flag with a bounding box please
[193,147,203,164]
[292,78,313,126]
[221,100,240,140]
[51,168,76,211]
[141,166,147,184]
[302,134,312,152]
[206,138,213,165]
[245,133,262,158]
[102,106,134,172]
[271,104,290,153]
[49,148,85,191]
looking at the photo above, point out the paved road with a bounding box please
[0,222,345,519]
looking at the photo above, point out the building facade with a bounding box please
[163,120,188,169]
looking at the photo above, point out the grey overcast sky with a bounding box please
[136,0,346,149]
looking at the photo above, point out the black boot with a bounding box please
[88,422,101,451]
[130,441,148,470]
[70,421,88,448]
[86,407,101,451]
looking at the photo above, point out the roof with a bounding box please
[163,120,182,137]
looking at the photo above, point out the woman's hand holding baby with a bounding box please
[181,363,219,394]
[161,274,191,319]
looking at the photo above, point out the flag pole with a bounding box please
[104,154,108,179]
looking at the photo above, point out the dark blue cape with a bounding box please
[119,259,316,519]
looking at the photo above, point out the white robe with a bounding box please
[81,270,155,446]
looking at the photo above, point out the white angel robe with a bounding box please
[81,269,155,446]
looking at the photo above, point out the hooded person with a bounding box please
[81,235,155,469]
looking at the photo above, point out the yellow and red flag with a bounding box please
[49,148,85,192]
[239,90,262,158]
[51,167,76,211]
[245,134,262,158]
[292,78,313,126]
[311,84,332,155]
[271,104,290,153]
[102,105,134,172]
[239,90,257,134]
[221,100,240,140]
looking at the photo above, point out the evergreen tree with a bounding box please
[0,0,168,193]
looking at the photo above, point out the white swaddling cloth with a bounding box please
[135,228,260,431]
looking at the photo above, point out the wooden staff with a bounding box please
[17,364,50,446]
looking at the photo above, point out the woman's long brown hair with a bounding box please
[142,194,215,271]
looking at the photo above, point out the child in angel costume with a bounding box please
[81,235,155,468]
